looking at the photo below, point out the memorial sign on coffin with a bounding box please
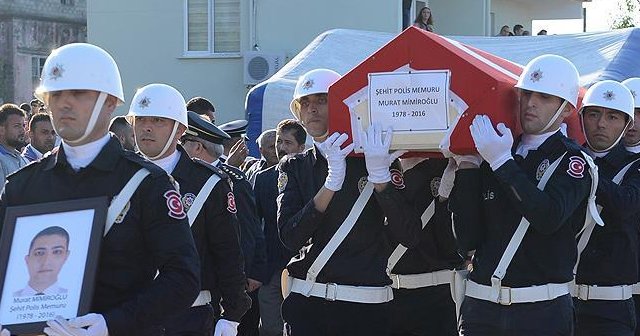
[328,26,585,155]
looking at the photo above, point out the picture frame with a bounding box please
[0,197,107,335]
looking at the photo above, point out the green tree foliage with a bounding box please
[612,0,639,29]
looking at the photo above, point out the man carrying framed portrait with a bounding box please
[0,43,201,336]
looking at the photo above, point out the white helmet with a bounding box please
[35,43,124,105]
[622,78,640,108]
[127,83,188,127]
[128,84,188,160]
[580,80,635,122]
[289,69,341,117]
[515,54,580,108]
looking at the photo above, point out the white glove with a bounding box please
[360,123,405,184]
[214,319,239,336]
[469,115,513,171]
[0,324,9,336]
[45,314,108,336]
[317,132,354,191]
[438,158,457,198]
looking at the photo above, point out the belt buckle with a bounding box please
[325,283,338,301]
[578,285,589,300]
[394,274,401,289]
[498,287,512,305]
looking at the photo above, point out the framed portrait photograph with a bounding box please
[0,197,107,334]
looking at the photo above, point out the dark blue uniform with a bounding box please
[277,147,422,336]
[389,158,463,336]
[450,131,592,335]
[0,137,201,336]
[163,147,251,335]
[575,144,640,336]
[255,165,293,283]
[216,162,266,336]
[254,165,293,336]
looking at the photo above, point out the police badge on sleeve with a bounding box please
[390,169,405,189]
[164,190,186,220]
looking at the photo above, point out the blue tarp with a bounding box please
[245,28,640,156]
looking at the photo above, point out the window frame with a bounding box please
[183,0,241,58]
[31,56,47,89]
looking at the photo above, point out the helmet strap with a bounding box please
[538,100,568,134]
[65,92,107,146]
[628,138,640,147]
[147,121,179,160]
[581,114,632,153]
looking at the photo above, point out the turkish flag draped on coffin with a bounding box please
[328,26,585,155]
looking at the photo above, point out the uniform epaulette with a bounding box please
[193,158,229,179]
[121,150,165,177]
[219,163,246,181]
[280,148,312,170]
[560,136,585,153]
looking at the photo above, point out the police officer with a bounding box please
[450,55,597,335]
[623,78,640,155]
[255,119,306,336]
[0,43,201,336]
[388,157,463,336]
[573,80,640,335]
[278,69,422,336]
[622,78,640,336]
[180,114,267,336]
[128,84,251,336]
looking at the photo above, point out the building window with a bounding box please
[185,0,240,55]
[32,56,47,88]
[61,0,74,5]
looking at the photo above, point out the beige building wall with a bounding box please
[88,0,401,120]
[88,0,585,119]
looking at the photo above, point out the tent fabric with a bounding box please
[245,28,640,156]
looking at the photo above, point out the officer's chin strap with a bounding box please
[64,92,107,146]
[537,100,569,134]
[313,130,330,144]
[147,121,179,161]
[581,114,632,154]
[628,138,640,147]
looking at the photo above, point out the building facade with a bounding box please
[0,0,86,105]
[88,0,588,122]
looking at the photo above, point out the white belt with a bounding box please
[191,290,212,307]
[390,269,453,289]
[633,283,640,296]
[289,277,393,304]
[572,284,632,301]
[465,280,570,305]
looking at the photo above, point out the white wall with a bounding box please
[253,1,400,57]
[429,0,490,36]
[491,0,583,35]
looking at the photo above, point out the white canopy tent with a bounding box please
[245,28,640,155]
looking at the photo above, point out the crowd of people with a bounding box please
[496,24,547,36]
[0,38,639,336]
